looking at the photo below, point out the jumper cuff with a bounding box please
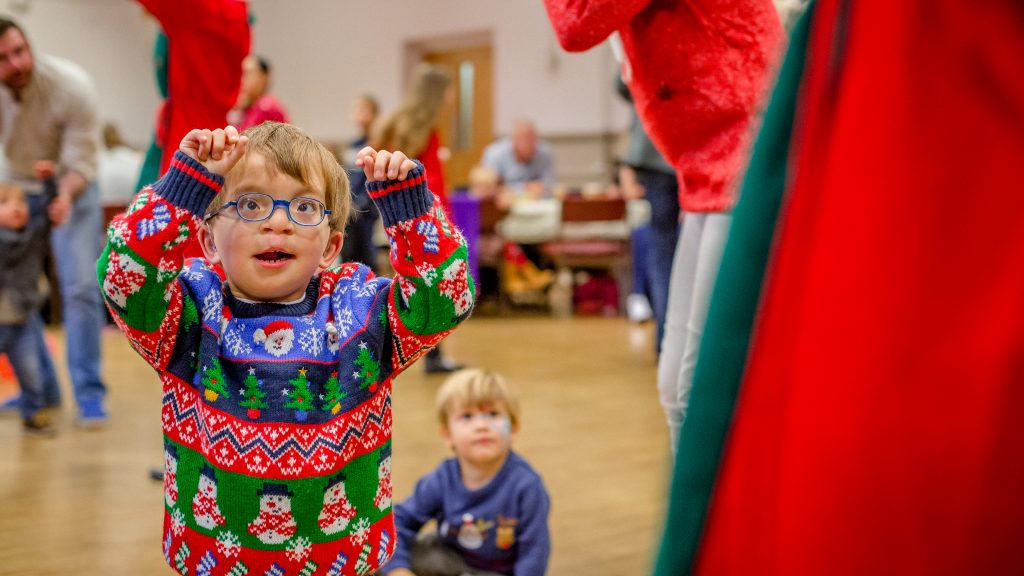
[152,151,224,217]
[366,161,434,227]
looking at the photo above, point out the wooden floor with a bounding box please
[0,315,671,576]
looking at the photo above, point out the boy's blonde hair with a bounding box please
[0,182,25,201]
[211,122,351,232]
[436,368,521,428]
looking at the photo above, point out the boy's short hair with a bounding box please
[0,182,25,201]
[211,122,351,232]
[436,368,521,428]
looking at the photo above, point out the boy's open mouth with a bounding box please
[254,250,294,263]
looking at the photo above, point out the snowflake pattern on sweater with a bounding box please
[98,152,473,576]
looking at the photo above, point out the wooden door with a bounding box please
[423,45,493,191]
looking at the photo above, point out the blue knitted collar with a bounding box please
[224,278,320,319]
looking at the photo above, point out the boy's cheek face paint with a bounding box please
[489,416,512,439]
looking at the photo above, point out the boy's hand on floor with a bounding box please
[180,126,248,176]
[385,569,416,576]
[355,146,416,183]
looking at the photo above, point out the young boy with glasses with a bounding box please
[98,122,474,575]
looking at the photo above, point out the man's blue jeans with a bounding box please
[48,181,107,408]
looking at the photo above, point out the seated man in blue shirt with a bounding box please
[480,120,555,200]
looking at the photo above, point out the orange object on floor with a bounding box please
[0,353,13,381]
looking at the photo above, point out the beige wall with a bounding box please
[3,0,630,164]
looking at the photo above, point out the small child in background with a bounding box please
[0,171,60,435]
[386,369,550,576]
[99,122,474,575]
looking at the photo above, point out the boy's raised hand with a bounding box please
[180,126,248,176]
[355,147,416,182]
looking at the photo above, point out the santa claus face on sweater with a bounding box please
[255,322,294,357]
[199,153,343,303]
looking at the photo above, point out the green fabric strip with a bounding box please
[652,5,814,575]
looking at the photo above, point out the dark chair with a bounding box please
[541,197,631,316]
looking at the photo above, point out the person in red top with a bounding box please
[542,0,784,449]
[137,0,250,176]
[228,54,290,132]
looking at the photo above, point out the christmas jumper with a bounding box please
[98,151,475,576]
[388,452,550,576]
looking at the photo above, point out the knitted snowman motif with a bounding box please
[164,443,179,508]
[318,472,357,535]
[248,483,298,544]
[373,446,393,511]
[192,464,226,530]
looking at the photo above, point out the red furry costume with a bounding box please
[542,0,783,212]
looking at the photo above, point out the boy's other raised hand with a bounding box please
[180,126,248,176]
[355,147,416,183]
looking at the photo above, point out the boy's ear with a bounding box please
[439,424,455,451]
[319,230,344,270]
[197,223,221,265]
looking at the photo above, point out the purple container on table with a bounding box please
[448,192,481,285]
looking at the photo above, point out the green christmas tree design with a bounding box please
[354,343,381,393]
[201,358,230,402]
[238,368,267,419]
[284,367,315,421]
[182,296,199,332]
[321,371,347,415]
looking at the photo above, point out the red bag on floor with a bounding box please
[573,272,619,316]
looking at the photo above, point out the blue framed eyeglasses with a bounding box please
[206,192,331,227]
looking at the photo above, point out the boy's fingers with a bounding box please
[354,146,376,167]
[397,158,416,180]
[387,152,407,179]
[196,132,211,161]
[373,151,391,179]
[355,151,373,168]
[210,129,227,161]
[224,135,248,168]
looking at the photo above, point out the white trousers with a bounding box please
[657,211,732,450]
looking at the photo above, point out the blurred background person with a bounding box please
[372,63,464,374]
[98,123,143,209]
[341,94,382,270]
[480,119,555,201]
[227,53,289,132]
[616,76,679,352]
[135,0,250,182]
[0,17,109,426]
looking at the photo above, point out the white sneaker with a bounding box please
[626,294,653,323]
